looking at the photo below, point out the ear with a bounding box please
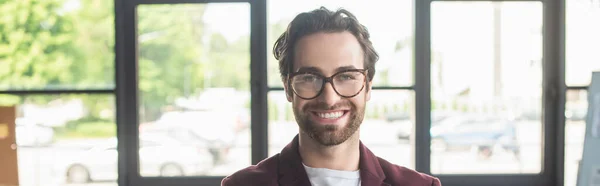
[366,81,372,101]
[283,78,293,102]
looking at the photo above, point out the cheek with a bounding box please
[292,97,307,110]
[350,92,368,106]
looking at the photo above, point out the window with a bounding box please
[430,1,543,174]
[136,3,251,177]
[0,94,116,186]
[0,0,116,185]
[1,0,577,185]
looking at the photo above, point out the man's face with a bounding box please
[284,31,371,146]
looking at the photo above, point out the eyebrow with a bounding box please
[295,65,359,74]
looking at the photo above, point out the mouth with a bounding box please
[309,110,350,124]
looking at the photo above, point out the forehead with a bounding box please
[293,31,364,75]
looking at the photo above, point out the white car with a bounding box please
[15,118,54,147]
[55,136,214,183]
[150,109,248,164]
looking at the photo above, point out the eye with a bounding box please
[338,73,357,80]
[302,75,316,82]
[295,74,318,82]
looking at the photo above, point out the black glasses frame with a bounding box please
[287,69,368,100]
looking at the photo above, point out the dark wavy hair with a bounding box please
[273,7,379,83]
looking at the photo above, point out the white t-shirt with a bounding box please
[303,164,361,186]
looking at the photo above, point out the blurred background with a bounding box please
[0,0,598,186]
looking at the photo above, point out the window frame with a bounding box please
[114,0,567,185]
[417,0,566,186]
[0,0,566,185]
[114,0,264,186]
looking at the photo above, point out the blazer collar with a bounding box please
[277,135,390,186]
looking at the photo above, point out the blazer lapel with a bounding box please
[358,141,391,186]
[277,135,311,186]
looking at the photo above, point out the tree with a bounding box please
[136,4,207,121]
[68,0,114,88]
[0,0,114,124]
[0,0,80,89]
[1,1,256,125]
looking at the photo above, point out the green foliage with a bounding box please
[1,0,77,89]
[0,94,22,106]
[56,121,116,139]
[58,116,115,139]
[135,4,251,121]
[136,5,205,121]
[0,0,114,90]
[1,0,116,124]
[1,2,257,138]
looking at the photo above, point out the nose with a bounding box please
[316,82,341,107]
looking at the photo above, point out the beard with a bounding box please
[293,100,365,146]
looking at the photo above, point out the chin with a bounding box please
[310,128,356,146]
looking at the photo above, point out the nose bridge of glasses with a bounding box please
[317,80,342,103]
[322,75,340,93]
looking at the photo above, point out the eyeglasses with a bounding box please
[288,69,368,100]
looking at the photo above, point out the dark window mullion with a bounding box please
[250,0,269,165]
[133,0,249,5]
[414,0,432,175]
[0,89,114,95]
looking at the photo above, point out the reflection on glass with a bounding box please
[565,90,587,186]
[566,0,600,87]
[0,0,115,90]
[268,90,415,169]
[267,0,414,87]
[136,3,251,177]
[430,1,543,174]
[0,94,116,186]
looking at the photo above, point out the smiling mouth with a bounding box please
[311,110,349,120]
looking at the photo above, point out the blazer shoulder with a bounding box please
[221,154,280,186]
[377,157,441,186]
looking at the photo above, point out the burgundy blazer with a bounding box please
[222,135,441,186]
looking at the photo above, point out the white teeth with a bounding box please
[317,111,344,119]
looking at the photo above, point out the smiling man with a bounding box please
[222,7,441,186]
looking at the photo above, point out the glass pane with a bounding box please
[566,0,600,87]
[0,0,114,90]
[136,3,251,177]
[268,90,415,170]
[565,90,587,186]
[267,0,414,88]
[430,1,543,174]
[0,94,116,186]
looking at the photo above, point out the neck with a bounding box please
[298,131,361,171]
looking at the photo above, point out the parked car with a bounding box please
[55,136,214,183]
[384,112,411,123]
[430,114,520,158]
[141,109,248,165]
[393,111,457,141]
[15,118,54,147]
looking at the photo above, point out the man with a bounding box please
[222,7,441,186]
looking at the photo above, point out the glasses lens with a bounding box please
[333,71,366,97]
[291,73,323,98]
